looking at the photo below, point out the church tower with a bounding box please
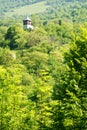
[23,16,34,30]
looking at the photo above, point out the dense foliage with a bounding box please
[0,0,87,130]
[43,0,87,23]
[0,20,87,129]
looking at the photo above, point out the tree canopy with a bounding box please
[0,1,87,129]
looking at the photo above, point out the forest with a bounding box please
[0,0,87,130]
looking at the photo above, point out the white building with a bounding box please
[23,16,34,30]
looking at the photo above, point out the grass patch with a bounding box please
[5,1,49,17]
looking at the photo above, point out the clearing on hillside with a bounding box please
[5,1,49,18]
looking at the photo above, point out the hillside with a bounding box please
[0,0,87,23]
[4,1,49,18]
[0,0,45,12]
[0,0,47,19]
[0,16,87,130]
[0,0,87,130]
[44,0,87,23]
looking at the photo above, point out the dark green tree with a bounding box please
[5,25,26,49]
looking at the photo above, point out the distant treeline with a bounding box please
[44,0,87,23]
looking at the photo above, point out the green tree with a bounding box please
[51,26,87,129]
[25,27,48,48]
[0,26,7,47]
[5,25,26,49]
[0,65,38,130]
[0,48,16,66]
[21,50,49,75]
